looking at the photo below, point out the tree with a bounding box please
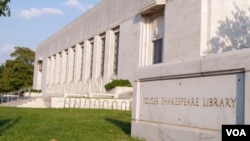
[0,47,35,92]
[0,63,5,91]
[11,47,35,65]
[0,0,11,17]
[0,63,4,79]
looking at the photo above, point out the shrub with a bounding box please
[104,79,132,91]
[33,89,42,93]
[28,89,42,93]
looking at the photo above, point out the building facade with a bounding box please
[33,0,167,95]
[33,0,250,96]
[33,0,250,140]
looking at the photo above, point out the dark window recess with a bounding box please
[153,38,163,64]
[90,42,94,78]
[101,37,106,77]
[114,32,119,74]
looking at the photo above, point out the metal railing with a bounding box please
[63,96,132,110]
[0,88,30,105]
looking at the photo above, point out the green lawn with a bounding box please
[0,107,143,141]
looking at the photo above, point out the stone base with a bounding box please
[131,121,221,141]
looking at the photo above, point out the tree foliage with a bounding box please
[0,0,11,17]
[0,47,34,92]
[11,47,35,65]
[0,63,4,79]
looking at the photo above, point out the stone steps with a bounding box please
[17,98,48,108]
[0,98,33,107]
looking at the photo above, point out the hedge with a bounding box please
[104,79,132,91]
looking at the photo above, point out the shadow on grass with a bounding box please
[0,117,21,136]
[105,118,131,135]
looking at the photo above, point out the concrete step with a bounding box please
[17,98,48,108]
[0,98,34,107]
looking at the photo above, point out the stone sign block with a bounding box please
[137,73,244,130]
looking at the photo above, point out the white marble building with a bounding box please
[33,0,167,95]
[33,0,250,140]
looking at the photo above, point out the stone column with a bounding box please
[92,35,101,92]
[81,41,89,93]
[61,50,67,83]
[50,55,55,85]
[75,44,82,82]
[105,30,115,81]
[87,39,94,93]
[46,57,51,85]
[67,47,74,82]
[55,53,61,84]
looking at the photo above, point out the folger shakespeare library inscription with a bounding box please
[138,74,244,130]
[143,97,236,108]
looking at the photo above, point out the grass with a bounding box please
[0,107,143,141]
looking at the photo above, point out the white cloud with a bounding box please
[19,7,63,19]
[0,44,15,64]
[63,0,93,12]
[0,44,15,54]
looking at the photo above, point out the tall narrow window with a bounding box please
[37,60,43,88]
[89,39,94,78]
[58,52,62,83]
[113,28,120,75]
[72,47,76,81]
[100,35,106,77]
[80,42,84,80]
[38,60,43,71]
[46,57,51,85]
[153,38,163,64]
[53,55,56,84]
[65,49,68,82]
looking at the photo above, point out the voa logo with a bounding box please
[226,129,246,136]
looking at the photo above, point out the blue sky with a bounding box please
[0,0,101,65]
